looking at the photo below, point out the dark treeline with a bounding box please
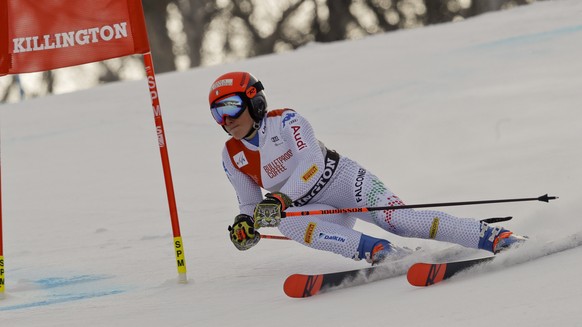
[1,0,536,102]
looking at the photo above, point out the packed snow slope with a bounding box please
[1,1,581,326]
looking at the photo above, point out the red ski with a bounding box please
[284,264,407,298]
[408,231,582,287]
[407,256,494,287]
[283,244,477,298]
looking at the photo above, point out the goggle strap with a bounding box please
[251,81,264,93]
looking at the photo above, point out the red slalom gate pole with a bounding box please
[0,152,4,299]
[261,234,290,240]
[143,53,187,284]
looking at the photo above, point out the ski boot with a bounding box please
[356,234,409,265]
[478,222,527,254]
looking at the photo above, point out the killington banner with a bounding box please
[0,0,189,298]
[0,0,150,75]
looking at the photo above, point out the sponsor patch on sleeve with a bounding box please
[429,217,440,239]
[301,164,319,182]
[318,232,346,243]
[233,151,248,168]
[281,112,297,127]
[304,222,317,244]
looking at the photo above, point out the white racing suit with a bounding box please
[222,109,487,260]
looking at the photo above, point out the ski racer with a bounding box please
[209,71,524,265]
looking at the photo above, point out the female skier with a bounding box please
[210,71,523,264]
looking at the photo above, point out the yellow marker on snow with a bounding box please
[174,237,187,283]
[0,255,5,299]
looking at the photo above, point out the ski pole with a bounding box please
[260,234,290,240]
[282,194,557,218]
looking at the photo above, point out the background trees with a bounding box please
[0,0,537,102]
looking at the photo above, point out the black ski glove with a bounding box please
[228,214,261,251]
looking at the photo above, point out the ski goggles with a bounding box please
[210,94,246,125]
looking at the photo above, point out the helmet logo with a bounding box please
[246,86,257,99]
[210,78,233,91]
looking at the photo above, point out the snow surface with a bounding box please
[1,1,582,326]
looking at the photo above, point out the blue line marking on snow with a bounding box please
[0,274,127,311]
[0,290,125,311]
[472,25,582,49]
[35,274,113,289]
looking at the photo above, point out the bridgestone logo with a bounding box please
[12,22,129,53]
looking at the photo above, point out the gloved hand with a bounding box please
[253,192,292,229]
[228,214,261,251]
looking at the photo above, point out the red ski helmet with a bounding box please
[209,72,267,123]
